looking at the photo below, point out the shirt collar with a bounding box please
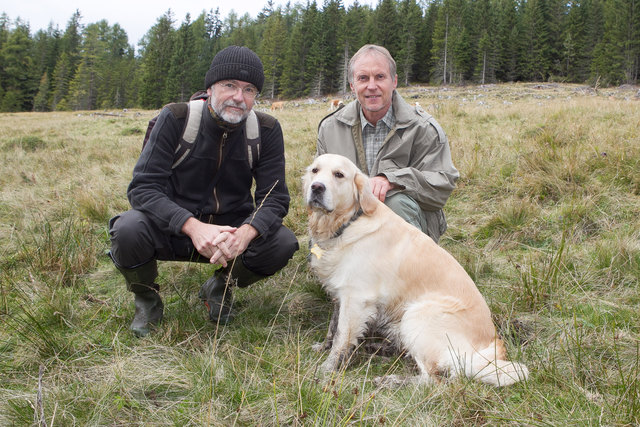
[359,104,395,131]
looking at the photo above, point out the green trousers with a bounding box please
[384,193,447,243]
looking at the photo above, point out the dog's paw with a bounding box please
[320,359,338,373]
[373,373,435,388]
[373,374,407,388]
[312,341,331,352]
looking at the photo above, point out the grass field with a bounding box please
[1,83,639,425]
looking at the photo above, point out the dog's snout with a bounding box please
[311,182,326,194]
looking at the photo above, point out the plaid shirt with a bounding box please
[360,106,396,174]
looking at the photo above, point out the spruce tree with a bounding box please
[67,22,103,110]
[97,23,136,108]
[0,19,35,111]
[33,71,50,112]
[138,11,175,108]
[281,2,313,98]
[166,14,197,102]
[471,0,497,83]
[494,0,519,82]
[260,10,288,98]
[32,24,61,89]
[318,0,345,94]
[593,0,639,84]
[415,1,439,82]
[372,0,402,58]
[397,0,424,86]
[50,11,83,110]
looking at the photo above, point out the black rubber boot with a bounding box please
[129,282,163,338]
[199,260,265,325]
[111,255,164,337]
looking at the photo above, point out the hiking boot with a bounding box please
[199,261,267,325]
[199,272,234,325]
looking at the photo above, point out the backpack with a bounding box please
[142,92,262,170]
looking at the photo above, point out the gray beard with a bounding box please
[210,93,250,124]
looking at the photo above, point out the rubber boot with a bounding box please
[199,260,266,325]
[111,255,164,337]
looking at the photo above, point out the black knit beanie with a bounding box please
[204,46,264,92]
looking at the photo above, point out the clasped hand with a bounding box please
[181,217,257,267]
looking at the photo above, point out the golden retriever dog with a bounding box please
[303,154,529,386]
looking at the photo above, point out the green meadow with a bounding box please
[1,83,639,425]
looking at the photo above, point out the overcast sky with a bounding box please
[3,0,376,49]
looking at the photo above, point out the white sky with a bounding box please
[2,0,376,49]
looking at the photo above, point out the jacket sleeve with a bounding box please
[381,119,460,211]
[127,107,194,235]
[242,119,290,237]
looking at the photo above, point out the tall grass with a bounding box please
[0,83,639,425]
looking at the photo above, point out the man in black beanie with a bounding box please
[108,46,299,337]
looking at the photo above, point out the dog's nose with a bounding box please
[311,182,325,194]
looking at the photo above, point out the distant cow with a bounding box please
[271,101,285,111]
[328,99,344,111]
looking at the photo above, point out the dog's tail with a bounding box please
[468,340,529,387]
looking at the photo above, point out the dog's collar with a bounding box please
[333,208,364,239]
[310,209,364,260]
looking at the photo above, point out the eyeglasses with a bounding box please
[216,81,259,99]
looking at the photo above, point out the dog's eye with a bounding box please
[311,168,318,174]
[334,171,344,178]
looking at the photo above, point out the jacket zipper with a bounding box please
[212,131,227,214]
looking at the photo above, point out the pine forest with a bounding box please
[1,0,639,112]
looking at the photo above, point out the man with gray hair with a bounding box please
[109,46,298,337]
[317,44,459,242]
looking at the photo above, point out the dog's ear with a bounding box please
[355,172,378,215]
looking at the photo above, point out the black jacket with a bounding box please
[127,100,290,238]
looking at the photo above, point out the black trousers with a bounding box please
[109,209,299,276]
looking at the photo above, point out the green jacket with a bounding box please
[317,91,459,229]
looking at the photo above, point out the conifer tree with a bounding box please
[518,0,567,81]
[431,0,467,84]
[306,2,330,96]
[0,19,35,111]
[397,0,424,86]
[494,0,519,82]
[193,10,223,92]
[281,2,319,98]
[50,52,73,110]
[414,1,438,82]
[32,25,61,89]
[166,14,197,101]
[592,0,639,84]
[372,0,402,58]
[33,71,50,112]
[563,0,586,81]
[50,11,83,110]
[471,0,497,83]
[317,0,345,94]
[67,22,103,110]
[96,23,135,108]
[261,10,288,98]
[138,11,175,108]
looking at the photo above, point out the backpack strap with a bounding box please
[245,110,260,170]
[164,99,265,171]
[170,99,205,169]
